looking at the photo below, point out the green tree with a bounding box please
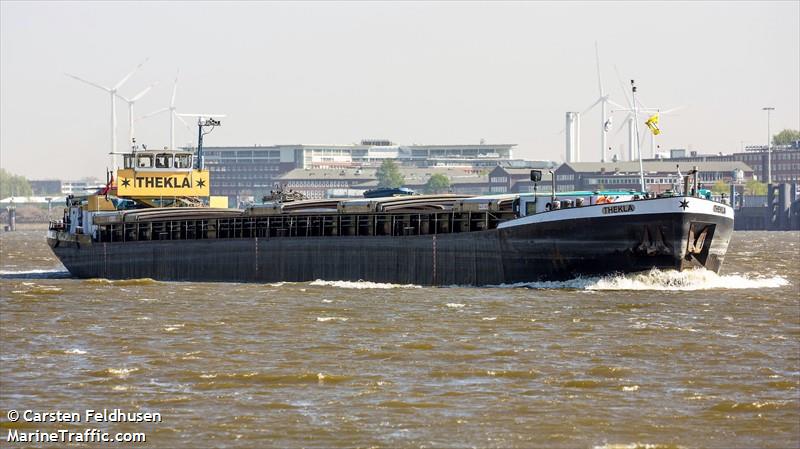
[772,129,800,146]
[0,169,32,199]
[744,179,767,196]
[710,180,729,195]
[375,159,405,188]
[424,173,451,194]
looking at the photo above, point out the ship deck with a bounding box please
[89,194,522,243]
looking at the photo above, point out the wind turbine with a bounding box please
[578,43,626,162]
[65,58,148,168]
[609,66,684,160]
[116,82,158,150]
[140,73,192,151]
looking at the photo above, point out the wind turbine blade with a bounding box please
[65,73,111,92]
[139,107,170,120]
[115,92,132,103]
[580,97,602,116]
[661,105,686,115]
[113,57,149,91]
[175,113,192,132]
[614,65,633,108]
[595,41,603,96]
[130,82,158,102]
[176,113,227,118]
[612,113,632,139]
[607,99,627,110]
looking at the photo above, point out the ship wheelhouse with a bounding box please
[123,150,194,172]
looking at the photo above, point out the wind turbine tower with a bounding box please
[65,59,148,168]
[116,82,158,150]
[578,43,625,162]
[565,112,581,162]
[627,115,636,161]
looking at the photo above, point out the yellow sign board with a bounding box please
[116,169,210,197]
[86,195,117,211]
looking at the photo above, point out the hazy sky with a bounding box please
[1,1,798,180]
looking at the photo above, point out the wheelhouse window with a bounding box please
[155,153,173,169]
[137,154,153,168]
[175,154,193,169]
[123,155,134,169]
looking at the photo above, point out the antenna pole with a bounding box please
[762,106,775,184]
[196,118,203,170]
[631,80,645,192]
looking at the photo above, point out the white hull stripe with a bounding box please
[498,197,734,229]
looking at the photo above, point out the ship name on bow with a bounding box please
[602,204,635,214]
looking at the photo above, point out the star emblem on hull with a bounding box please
[121,178,131,187]
[679,199,689,210]
[196,179,206,188]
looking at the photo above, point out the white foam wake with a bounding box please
[587,268,788,291]
[493,268,789,291]
[0,268,70,279]
[309,280,421,289]
[316,316,349,322]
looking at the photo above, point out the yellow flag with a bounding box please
[645,113,661,135]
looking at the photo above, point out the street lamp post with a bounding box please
[762,107,775,184]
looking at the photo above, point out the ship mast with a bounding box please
[195,117,222,170]
[631,80,646,193]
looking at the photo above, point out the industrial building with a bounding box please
[278,167,492,200]
[199,140,518,203]
[28,179,106,196]
[28,180,63,195]
[665,143,800,184]
[62,180,106,195]
[487,167,553,194]
[553,161,755,193]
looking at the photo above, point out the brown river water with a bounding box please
[1,228,798,448]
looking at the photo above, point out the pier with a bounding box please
[733,183,800,231]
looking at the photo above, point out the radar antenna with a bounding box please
[194,117,222,170]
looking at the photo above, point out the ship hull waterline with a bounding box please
[48,209,733,286]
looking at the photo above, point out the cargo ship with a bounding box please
[47,123,734,286]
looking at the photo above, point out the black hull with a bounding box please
[48,211,733,286]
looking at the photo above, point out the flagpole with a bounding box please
[631,80,646,193]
